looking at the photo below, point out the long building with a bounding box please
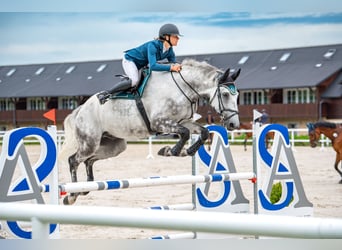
[0,44,341,130]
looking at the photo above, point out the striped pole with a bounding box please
[58,172,256,194]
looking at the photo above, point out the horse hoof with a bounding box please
[180,149,188,157]
[63,195,76,205]
[158,146,172,156]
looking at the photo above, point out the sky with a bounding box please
[0,0,342,66]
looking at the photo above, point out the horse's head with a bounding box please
[210,68,241,131]
[306,123,319,147]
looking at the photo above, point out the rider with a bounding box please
[97,23,183,104]
[259,109,269,125]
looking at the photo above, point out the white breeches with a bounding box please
[122,55,142,87]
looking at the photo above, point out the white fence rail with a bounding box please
[0,128,332,149]
[1,202,342,239]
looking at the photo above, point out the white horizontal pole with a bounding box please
[149,232,196,239]
[1,202,342,239]
[58,172,255,194]
[147,203,195,211]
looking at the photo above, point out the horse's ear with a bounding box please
[306,123,314,130]
[219,68,230,83]
[231,68,241,81]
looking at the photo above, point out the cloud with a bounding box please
[0,12,341,65]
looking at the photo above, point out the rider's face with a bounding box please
[170,35,180,46]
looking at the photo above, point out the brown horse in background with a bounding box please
[239,122,274,151]
[307,122,342,183]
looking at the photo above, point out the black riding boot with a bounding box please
[97,78,132,104]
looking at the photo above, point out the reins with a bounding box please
[171,71,203,103]
[170,71,204,121]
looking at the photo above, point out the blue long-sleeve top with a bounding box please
[124,39,176,71]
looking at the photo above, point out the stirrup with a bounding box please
[97,91,110,105]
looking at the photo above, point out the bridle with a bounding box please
[307,124,319,147]
[210,81,239,121]
[170,71,239,121]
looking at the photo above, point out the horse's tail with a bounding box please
[58,107,81,164]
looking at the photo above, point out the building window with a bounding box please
[284,88,315,104]
[65,65,76,74]
[240,90,268,105]
[27,98,45,110]
[35,67,45,75]
[286,90,296,104]
[309,88,316,103]
[279,52,291,62]
[96,64,107,72]
[238,55,249,65]
[6,68,16,77]
[324,48,336,59]
[243,92,252,105]
[0,99,14,111]
[60,97,77,110]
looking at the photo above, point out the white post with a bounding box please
[146,136,154,159]
[31,217,49,239]
[47,125,60,239]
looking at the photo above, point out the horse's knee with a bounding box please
[179,126,190,141]
[170,127,190,156]
[200,128,209,142]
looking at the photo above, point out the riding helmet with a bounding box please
[159,23,183,38]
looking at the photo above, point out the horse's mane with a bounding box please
[181,58,219,81]
[314,122,337,129]
[182,58,218,72]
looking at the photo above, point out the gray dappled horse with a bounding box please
[59,59,241,205]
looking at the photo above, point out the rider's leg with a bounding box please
[97,57,140,104]
[122,56,140,87]
[97,78,132,104]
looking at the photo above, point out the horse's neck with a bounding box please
[181,66,216,91]
[319,127,339,140]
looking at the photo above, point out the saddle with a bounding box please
[110,68,151,100]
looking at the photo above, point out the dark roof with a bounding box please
[321,71,342,98]
[180,44,342,90]
[0,44,341,98]
[0,60,124,98]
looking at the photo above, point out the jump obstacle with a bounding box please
[1,110,342,239]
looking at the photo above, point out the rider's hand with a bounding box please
[171,63,182,72]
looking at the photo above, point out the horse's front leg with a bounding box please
[186,126,209,156]
[158,124,190,156]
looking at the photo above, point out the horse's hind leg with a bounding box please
[63,153,82,205]
[79,157,96,196]
[334,153,342,184]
